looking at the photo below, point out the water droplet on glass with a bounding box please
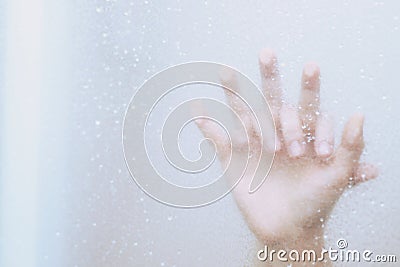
[96,6,104,13]
[347,184,353,189]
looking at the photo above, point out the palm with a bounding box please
[196,49,377,245]
[232,154,348,244]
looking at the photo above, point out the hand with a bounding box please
[195,48,378,263]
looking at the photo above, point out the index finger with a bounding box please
[299,62,321,132]
[258,48,282,111]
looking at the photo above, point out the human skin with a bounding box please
[195,48,378,266]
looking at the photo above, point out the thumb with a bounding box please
[334,113,365,176]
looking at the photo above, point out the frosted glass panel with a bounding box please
[1,1,399,266]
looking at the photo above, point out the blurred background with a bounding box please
[1,0,399,266]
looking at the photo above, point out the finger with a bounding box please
[220,69,258,150]
[314,113,334,158]
[258,48,282,151]
[258,48,282,110]
[220,69,254,130]
[353,162,379,184]
[280,104,306,158]
[191,101,229,154]
[299,62,320,133]
[334,113,365,172]
[220,69,246,115]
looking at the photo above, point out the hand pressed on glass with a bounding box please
[195,48,378,265]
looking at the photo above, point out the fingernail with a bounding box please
[364,164,379,180]
[259,48,278,74]
[343,113,364,147]
[259,48,276,65]
[219,67,236,84]
[303,62,320,78]
[318,141,332,156]
[289,141,304,157]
